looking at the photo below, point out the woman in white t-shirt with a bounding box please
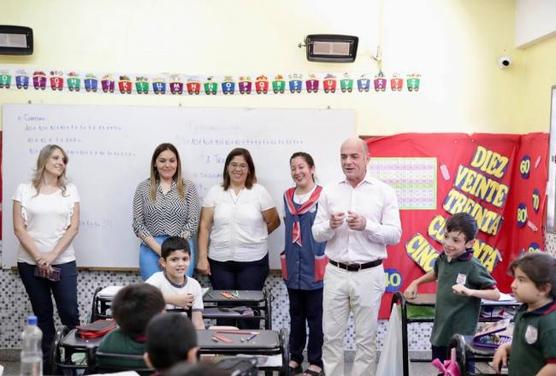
[13,144,81,371]
[197,147,280,293]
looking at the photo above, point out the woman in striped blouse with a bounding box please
[133,143,201,280]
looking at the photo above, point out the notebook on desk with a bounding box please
[482,292,516,304]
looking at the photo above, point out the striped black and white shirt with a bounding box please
[132,178,201,240]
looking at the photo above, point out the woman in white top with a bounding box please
[197,147,280,293]
[13,144,80,371]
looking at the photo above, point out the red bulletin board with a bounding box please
[368,133,548,318]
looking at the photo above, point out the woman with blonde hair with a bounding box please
[13,144,81,371]
[133,143,200,280]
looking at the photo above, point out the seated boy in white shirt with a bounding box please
[146,236,205,329]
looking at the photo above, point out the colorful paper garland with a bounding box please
[0,67,422,96]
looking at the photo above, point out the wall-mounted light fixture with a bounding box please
[0,25,33,55]
[299,34,358,63]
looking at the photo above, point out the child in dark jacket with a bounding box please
[97,283,165,370]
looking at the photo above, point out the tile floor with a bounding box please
[0,356,491,376]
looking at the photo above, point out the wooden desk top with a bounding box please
[197,329,279,350]
[60,329,105,349]
[203,290,265,303]
[399,292,519,307]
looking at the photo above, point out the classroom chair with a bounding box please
[89,285,125,322]
[86,350,153,376]
[48,325,89,376]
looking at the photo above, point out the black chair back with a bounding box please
[88,350,153,376]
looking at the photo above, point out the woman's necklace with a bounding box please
[160,180,172,194]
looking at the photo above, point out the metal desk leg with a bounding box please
[265,289,272,329]
[448,334,467,376]
[89,286,102,323]
[279,328,289,376]
[392,292,409,376]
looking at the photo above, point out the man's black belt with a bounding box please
[329,258,382,271]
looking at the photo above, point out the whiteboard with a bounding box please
[2,104,356,269]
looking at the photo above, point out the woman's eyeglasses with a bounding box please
[229,163,248,170]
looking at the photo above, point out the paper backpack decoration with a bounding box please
[0,66,422,95]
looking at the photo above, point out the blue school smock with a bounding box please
[282,186,326,290]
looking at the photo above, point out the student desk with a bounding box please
[90,285,124,322]
[197,329,288,375]
[90,285,191,321]
[202,289,272,329]
[89,287,271,328]
[53,327,288,375]
[50,327,104,375]
[391,292,518,376]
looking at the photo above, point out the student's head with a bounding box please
[149,143,185,200]
[290,152,316,189]
[442,212,477,259]
[144,313,199,372]
[32,144,69,192]
[222,148,256,190]
[112,283,165,338]
[510,253,556,304]
[166,361,230,376]
[340,137,369,186]
[160,236,191,280]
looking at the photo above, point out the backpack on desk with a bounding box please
[76,319,117,339]
[472,319,512,349]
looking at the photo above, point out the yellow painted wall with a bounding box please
[0,0,551,134]
[515,36,556,131]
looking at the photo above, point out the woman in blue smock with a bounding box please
[282,152,326,376]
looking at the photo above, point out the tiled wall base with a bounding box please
[0,267,431,351]
[3,233,555,351]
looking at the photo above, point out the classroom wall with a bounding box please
[514,36,556,131]
[2,0,556,351]
[0,0,544,135]
[515,0,556,47]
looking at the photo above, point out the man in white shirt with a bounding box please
[312,137,402,376]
